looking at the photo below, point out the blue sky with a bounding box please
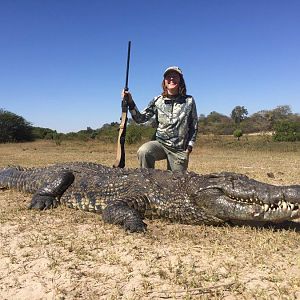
[1,0,299,133]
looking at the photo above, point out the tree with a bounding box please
[267,105,292,127]
[246,110,273,132]
[32,127,56,139]
[0,109,33,142]
[199,111,235,135]
[231,106,248,125]
[272,105,292,118]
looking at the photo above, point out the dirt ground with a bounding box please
[0,139,300,299]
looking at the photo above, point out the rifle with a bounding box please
[113,41,131,168]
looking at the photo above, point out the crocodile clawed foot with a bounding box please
[102,201,148,233]
[124,220,148,233]
[28,194,58,210]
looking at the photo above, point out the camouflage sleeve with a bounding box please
[128,97,159,124]
[187,97,198,147]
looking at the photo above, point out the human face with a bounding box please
[164,72,180,95]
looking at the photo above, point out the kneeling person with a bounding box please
[122,66,198,171]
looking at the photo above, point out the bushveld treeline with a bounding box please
[1,105,300,143]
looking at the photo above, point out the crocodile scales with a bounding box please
[1,162,300,232]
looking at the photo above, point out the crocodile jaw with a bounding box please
[213,195,300,222]
[194,188,300,223]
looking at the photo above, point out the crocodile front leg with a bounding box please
[29,171,75,210]
[102,200,147,233]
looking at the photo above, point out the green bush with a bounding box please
[273,121,300,142]
[126,124,143,144]
[96,123,119,143]
[233,129,243,140]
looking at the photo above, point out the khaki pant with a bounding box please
[137,141,189,171]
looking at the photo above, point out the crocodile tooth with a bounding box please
[282,201,288,210]
[264,204,270,212]
[290,203,295,210]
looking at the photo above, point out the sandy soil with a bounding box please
[0,140,300,299]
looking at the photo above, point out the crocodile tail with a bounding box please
[0,167,43,194]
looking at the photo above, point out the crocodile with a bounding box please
[0,162,300,232]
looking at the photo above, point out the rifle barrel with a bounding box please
[125,41,131,91]
[113,41,131,168]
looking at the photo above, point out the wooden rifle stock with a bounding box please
[113,41,131,168]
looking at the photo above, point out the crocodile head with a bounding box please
[188,172,300,223]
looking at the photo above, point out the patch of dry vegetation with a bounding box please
[0,137,300,299]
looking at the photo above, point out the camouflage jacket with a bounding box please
[129,94,198,150]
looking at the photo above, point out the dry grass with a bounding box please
[0,137,300,299]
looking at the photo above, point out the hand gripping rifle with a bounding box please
[113,41,131,168]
